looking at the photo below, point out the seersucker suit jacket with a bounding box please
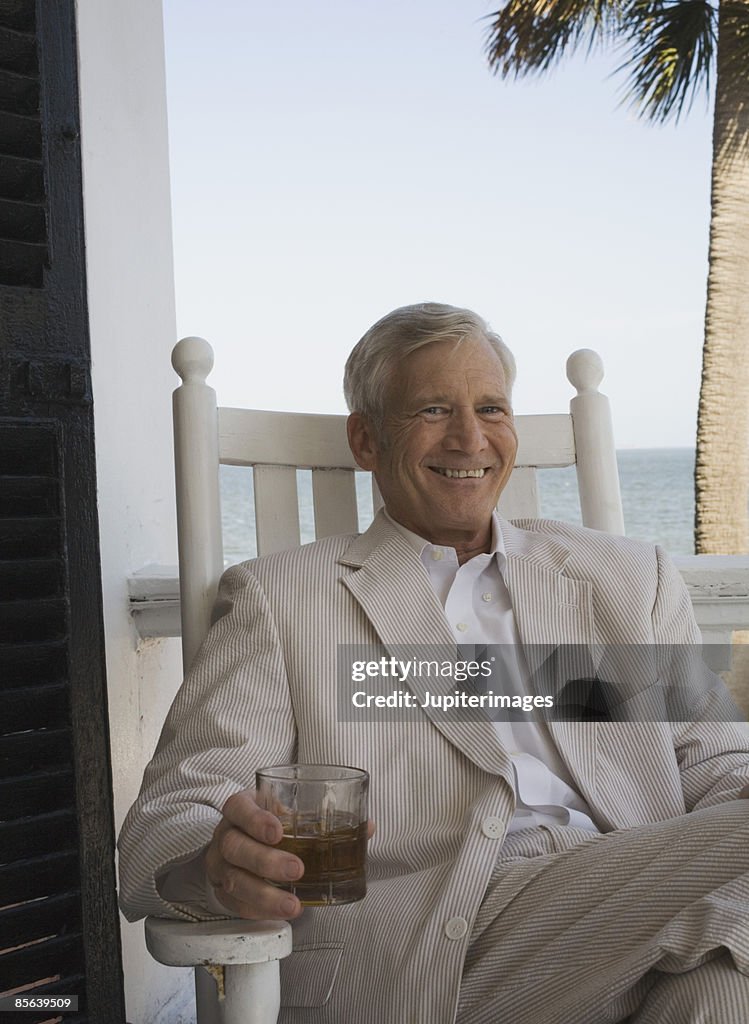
[118,511,749,1022]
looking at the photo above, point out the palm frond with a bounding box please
[616,1,717,124]
[484,0,628,79]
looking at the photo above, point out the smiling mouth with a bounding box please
[430,467,488,479]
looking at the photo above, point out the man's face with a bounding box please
[347,334,518,551]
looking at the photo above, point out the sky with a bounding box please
[162,0,713,449]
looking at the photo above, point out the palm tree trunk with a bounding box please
[695,0,749,554]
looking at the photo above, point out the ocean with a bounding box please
[220,448,696,565]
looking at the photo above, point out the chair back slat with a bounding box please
[312,468,359,538]
[514,414,575,468]
[219,407,356,469]
[497,467,540,519]
[254,465,301,555]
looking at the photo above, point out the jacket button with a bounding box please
[481,816,504,839]
[445,916,468,940]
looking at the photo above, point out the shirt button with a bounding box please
[431,548,444,561]
[456,622,468,632]
[482,592,493,603]
[444,916,468,940]
[481,816,504,839]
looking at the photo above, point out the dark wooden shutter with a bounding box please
[0,0,45,288]
[0,1,125,1021]
[0,421,86,1020]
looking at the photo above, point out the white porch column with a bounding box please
[75,1,193,1020]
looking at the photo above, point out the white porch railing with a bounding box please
[673,555,749,646]
[129,556,749,677]
[128,564,181,639]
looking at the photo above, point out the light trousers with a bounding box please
[457,800,749,1024]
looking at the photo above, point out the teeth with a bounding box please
[434,467,486,478]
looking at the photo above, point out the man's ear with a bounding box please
[347,412,379,471]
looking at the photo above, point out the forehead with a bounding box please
[394,335,508,400]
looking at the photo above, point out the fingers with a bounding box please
[222,789,283,844]
[204,790,305,921]
[209,852,303,920]
[220,790,303,878]
[214,818,303,883]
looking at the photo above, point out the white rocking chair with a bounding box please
[144,336,624,1024]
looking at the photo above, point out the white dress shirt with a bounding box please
[386,510,599,835]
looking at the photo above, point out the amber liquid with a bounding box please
[276,812,367,905]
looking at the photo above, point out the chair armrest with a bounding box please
[144,917,292,966]
[145,918,293,1024]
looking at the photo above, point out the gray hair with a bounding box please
[343,302,516,430]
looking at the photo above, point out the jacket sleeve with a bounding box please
[651,545,749,810]
[117,562,297,921]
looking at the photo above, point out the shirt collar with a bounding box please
[383,509,507,574]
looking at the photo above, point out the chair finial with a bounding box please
[566,349,604,395]
[172,336,214,384]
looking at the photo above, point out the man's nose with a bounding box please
[443,409,487,453]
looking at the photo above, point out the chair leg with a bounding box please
[195,961,281,1024]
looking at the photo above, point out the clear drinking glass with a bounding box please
[255,764,369,906]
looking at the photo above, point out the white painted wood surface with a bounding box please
[566,349,625,535]
[219,407,358,468]
[253,465,301,555]
[172,338,225,671]
[496,467,540,521]
[145,917,292,967]
[193,962,282,1024]
[146,918,292,1024]
[312,468,359,538]
[674,555,749,670]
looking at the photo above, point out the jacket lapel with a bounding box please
[338,512,455,647]
[339,513,514,781]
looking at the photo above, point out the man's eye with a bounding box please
[480,406,507,416]
[421,406,447,416]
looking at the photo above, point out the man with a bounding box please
[119,302,749,1023]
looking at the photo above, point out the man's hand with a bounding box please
[205,790,305,920]
[205,788,377,920]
